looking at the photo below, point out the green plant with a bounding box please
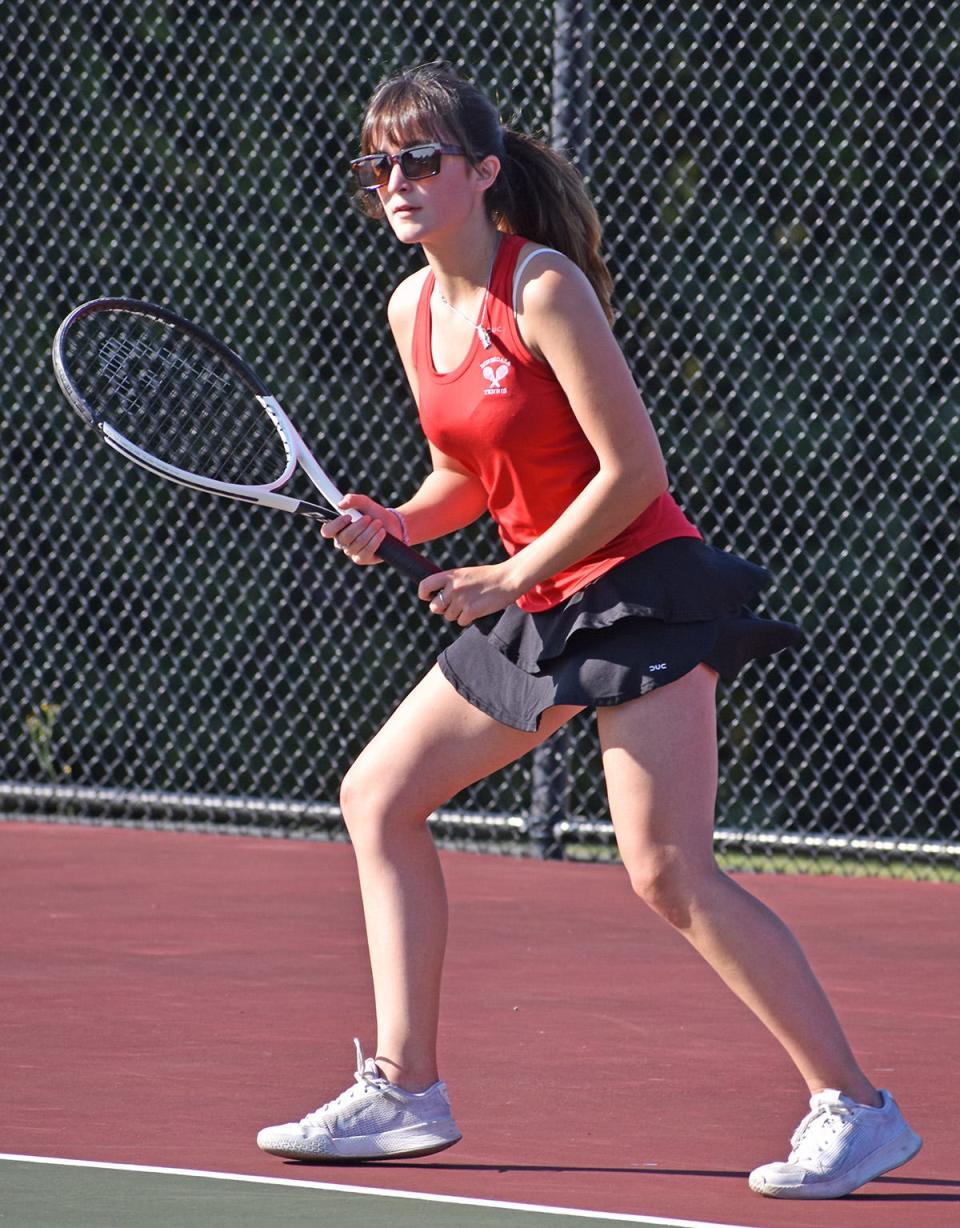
[24,701,72,783]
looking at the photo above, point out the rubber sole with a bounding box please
[257,1126,462,1164]
[749,1129,923,1199]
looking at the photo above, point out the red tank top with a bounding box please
[413,234,700,612]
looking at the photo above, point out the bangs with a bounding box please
[360,79,470,158]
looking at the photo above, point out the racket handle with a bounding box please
[376,531,441,583]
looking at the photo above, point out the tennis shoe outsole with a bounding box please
[257,1122,462,1162]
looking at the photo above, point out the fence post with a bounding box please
[550,0,593,168]
[525,0,594,860]
[528,727,570,859]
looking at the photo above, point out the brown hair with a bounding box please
[357,63,614,322]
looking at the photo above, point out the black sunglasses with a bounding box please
[350,143,465,190]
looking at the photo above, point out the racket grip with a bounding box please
[376,531,441,583]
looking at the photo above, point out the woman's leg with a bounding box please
[596,665,879,1104]
[340,664,582,1091]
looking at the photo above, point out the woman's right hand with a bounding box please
[319,493,404,567]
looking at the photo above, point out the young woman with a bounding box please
[256,63,921,1200]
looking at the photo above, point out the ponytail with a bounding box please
[490,129,614,323]
[358,63,615,323]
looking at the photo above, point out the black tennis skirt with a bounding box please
[437,538,804,732]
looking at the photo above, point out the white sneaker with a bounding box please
[749,1088,922,1199]
[256,1039,462,1161]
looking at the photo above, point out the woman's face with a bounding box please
[365,128,496,246]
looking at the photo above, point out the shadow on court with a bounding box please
[297,1159,960,1194]
[2,821,957,1228]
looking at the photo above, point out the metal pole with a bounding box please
[525,1,594,860]
[528,727,571,859]
[550,0,594,170]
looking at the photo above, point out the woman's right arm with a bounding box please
[319,272,486,562]
[386,271,487,540]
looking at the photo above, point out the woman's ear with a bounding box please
[474,154,501,193]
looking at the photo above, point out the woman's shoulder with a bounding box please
[386,265,431,365]
[512,241,594,318]
[387,264,431,328]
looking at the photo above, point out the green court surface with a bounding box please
[0,1157,755,1228]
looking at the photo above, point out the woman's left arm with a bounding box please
[500,254,669,594]
[423,254,669,624]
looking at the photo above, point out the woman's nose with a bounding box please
[384,160,410,192]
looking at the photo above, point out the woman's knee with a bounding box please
[339,755,429,842]
[338,759,363,831]
[623,847,718,930]
[339,757,386,834]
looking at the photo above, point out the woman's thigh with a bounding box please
[341,664,584,828]
[596,664,720,874]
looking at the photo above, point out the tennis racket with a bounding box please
[52,297,438,584]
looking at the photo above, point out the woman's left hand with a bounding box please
[419,564,521,626]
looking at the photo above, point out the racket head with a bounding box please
[52,298,298,495]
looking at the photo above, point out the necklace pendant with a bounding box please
[478,325,492,349]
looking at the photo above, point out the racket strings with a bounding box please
[67,314,289,486]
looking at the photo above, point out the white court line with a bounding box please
[0,1152,763,1228]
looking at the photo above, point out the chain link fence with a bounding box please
[2,2,957,874]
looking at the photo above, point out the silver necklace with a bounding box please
[438,291,492,349]
[436,240,500,350]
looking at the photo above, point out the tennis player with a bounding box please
[257,63,921,1200]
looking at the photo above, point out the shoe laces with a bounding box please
[300,1038,389,1127]
[789,1092,855,1164]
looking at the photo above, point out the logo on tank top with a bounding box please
[480,356,511,395]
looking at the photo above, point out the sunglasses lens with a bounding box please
[353,155,391,189]
[399,145,442,180]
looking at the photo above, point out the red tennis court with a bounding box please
[2,821,956,1226]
